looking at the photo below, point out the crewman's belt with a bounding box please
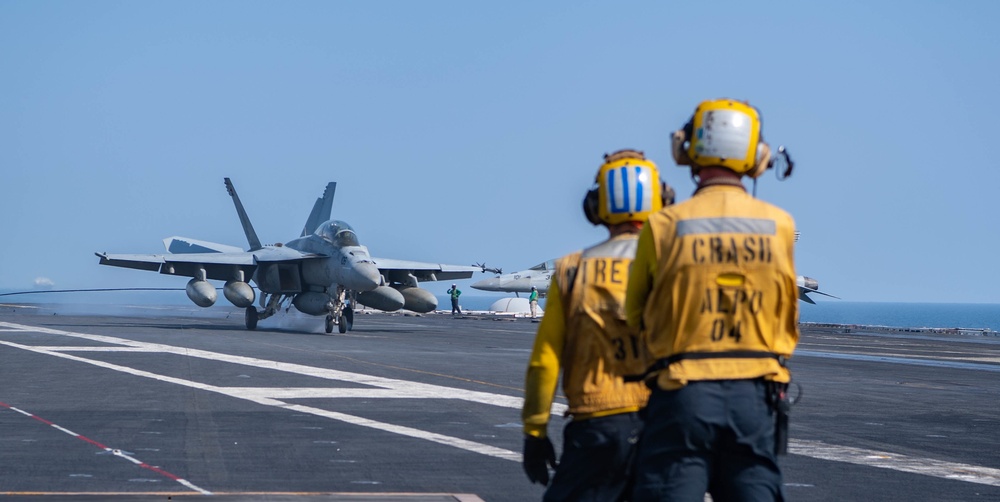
[624,351,783,383]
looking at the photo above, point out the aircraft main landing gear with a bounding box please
[343,306,354,331]
[245,307,259,330]
[246,293,286,330]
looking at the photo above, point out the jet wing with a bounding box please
[97,247,327,282]
[371,257,483,283]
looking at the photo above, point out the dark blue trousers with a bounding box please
[544,412,643,502]
[631,380,784,502]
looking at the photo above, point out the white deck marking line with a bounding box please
[790,439,1000,487]
[4,321,999,486]
[0,336,522,462]
[30,346,166,352]
[51,424,79,436]
[9,406,32,416]
[226,388,481,399]
[0,322,566,414]
[796,349,1000,372]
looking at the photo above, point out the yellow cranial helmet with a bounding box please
[671,99,772,178]
[583,149,673,226]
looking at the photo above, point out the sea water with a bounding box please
[450,296,1000,333]
[4,290,999,333]
[797,301,1000,332]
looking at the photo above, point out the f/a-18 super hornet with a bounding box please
[96,179,493,333]
[471,259,836,304]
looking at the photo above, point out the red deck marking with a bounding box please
[139,463,182,481]
[29,415,54,425]
[75,435,109,450]
[0,402,210,494]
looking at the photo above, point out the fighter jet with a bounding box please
[471,260,554,297]
[471,259,836,303]
[97,179,490,333]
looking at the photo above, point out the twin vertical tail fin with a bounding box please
[224,178,264,251]
[301,182,337,237]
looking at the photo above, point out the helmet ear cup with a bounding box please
[660,181,676,206]
[747,141,772,179]
[671,126,693,166]
[582,188,602,225]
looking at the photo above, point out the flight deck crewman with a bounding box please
[626,99,800,501]
[528,286,539,318]
[447,284,462,315]
[522,149,675,501]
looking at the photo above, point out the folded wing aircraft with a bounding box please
[471,259,837,303]
[97,179,489,333]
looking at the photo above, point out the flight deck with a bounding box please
[1,304,999,501]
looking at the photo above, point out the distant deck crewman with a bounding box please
[528,286,539,318]
[522,149,675,500]
[447,284,462,315]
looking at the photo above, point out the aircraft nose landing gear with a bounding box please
[323,286,355,334]
[325,306,353,334]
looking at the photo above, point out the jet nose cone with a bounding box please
[347,261,381,291]
[471,277,500,291]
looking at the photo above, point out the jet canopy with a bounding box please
[529,260,555,272]
[316,220,360,247]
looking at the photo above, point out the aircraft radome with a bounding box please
[96,179,495,333]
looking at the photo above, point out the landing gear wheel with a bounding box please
[245,307,259,330]
[343,306,354,332]
[338,315,348,333]
[325,315,334,334]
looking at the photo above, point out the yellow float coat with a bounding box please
[522,234,651,438]
[625,185,800,390]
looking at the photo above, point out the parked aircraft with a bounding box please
[471,259,836,303]
[471,260,554,297]
[96,179,492,333]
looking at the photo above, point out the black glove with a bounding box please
[522,435,557,486]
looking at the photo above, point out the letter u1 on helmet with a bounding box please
[671,99,772,178]
[583,149,674,226]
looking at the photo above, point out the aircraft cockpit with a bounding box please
[316,220,360,247]
[529,260,555,272]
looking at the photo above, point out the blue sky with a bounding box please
[1,1,998,303]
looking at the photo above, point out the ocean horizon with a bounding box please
[3,289,999,333]
[455,297,1000,333]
